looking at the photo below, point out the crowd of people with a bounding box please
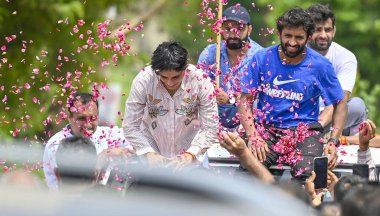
[2,3,379,216]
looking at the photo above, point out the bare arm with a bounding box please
[237,93,269,162]
[318,105,333,128]
[324,91,349,169]
[330,91,350,139]
[319,91,350,128]
[219,132,274,183]
[346,135,380,148]
[238,93,256,136]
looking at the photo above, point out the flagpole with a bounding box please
[215,0,223,88]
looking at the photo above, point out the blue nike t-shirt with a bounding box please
[241,45,344,128]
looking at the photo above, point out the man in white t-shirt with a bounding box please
[43,92,133,190]
[307,4,369,143]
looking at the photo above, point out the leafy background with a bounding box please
[0,0,379,147]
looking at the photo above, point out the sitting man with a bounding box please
[238,8,347,181]
[123,41,219,169]
[198,4,263,130]
[43,92,133,190]
[306,4,375,147]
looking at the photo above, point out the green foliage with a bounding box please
[0,0,136,141]
[355,80,380,128]
[1,0,380,141]
[160,0,380,129]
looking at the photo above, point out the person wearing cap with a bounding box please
[198,4,263,130]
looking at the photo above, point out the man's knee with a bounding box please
[347,97,368,119]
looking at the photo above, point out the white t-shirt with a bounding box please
[320,41,358,110]
[43,125,131,190]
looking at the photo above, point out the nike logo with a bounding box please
[273,76,299,86]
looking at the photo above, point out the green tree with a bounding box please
[0,0,144,141]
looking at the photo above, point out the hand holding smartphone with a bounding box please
[313,156,328,189]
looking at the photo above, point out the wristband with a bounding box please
[340,136,347,145]
[328,137,340,147]
[183,152,196,161]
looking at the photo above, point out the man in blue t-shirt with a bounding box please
[198,4,263,129]
[239,7,348,180]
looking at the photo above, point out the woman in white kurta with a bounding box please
[123,42,218,168]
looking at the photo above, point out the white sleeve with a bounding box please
[335,52,357,93]
[357,149,377,181]
[122,74,157,155]
[43,140,60,191]
[187,73,219,157]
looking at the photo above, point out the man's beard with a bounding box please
[308,39,332,52]
[226,36,249,50]
[280,42,306,58]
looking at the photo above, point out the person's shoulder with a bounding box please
[185,64,211,83]
[329,42,357,60]
[248,38,264,49]
[134,66,156,83]
[198,43,217,61]
[203,43,217,52]
[307,47,331,63]
[46,127,71,145]
[251,45,276,60]
[186,64,205,77]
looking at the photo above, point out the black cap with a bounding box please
[223,5,251,24]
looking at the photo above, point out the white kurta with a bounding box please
[43,125,130,190]
[123,64,219,159]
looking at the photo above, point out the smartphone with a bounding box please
[352,164,369,180]
[313,156,328,189]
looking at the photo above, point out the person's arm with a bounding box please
[198,45,231,106]
[186,73,219,158]
[358,120,378,181]
[324,94,348,170]
[238,93,255,136]
[319,61,348,170]
[122,72,166,165]
[327,170,339,200]
[346,134,380,148]
[219,132,274,183]
[43,140,60,191]
[305,171,328,207]
[330,91,349,140]
[238,93,269,162]
[318,105,333,128]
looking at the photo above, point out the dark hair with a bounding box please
[318,202,341,216]
[306,4,336,27]
[334,175,366,203]
[67,92,99,116]
[341,185,380,216]
[56,136,97,183]
[151,41,188,74]
[276,7,315,37]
